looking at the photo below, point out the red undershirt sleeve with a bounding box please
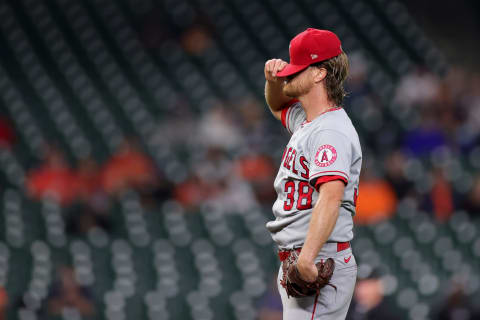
[280,99,301,133]
[314,175,348,192]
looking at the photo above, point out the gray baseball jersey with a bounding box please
[266,99,362,250]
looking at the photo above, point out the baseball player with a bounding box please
[264,28,362,319]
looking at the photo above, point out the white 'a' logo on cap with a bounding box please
[311,54,318,60]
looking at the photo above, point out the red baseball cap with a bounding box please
[277,28,342,77]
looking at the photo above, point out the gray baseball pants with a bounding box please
[277,243,357,319]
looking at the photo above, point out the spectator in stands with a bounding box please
[394,66,440,110]
[76,157,102,202]
[355,166,397,225]
[463,175,480,216]
[174,174,212,210]
[174,146,229,210]
[101,138,156,196]
[46,266,95,317]
[403,108,448,157]
[384,150,414,199]
[234,97,272,152]
[429,168,454,222]
[181,25,212,55]
[457,72,480,151]
[0,117,15,148]
[65,202,112,236]
[347,268,400,320]
[139,169,175,208]
[26,145,79,206]
[77,157,111,210]
[434,279,480,320]
[197,104,242,151]
[0,287,7,320]
[235,97,265,129]
[345,51,371,99]
[234,153,276,206]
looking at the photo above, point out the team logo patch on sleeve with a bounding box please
[314,145,337,167]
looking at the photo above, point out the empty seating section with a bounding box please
[72,0,158,150]
[0,0,476,319]
[41,197,67,248]
[30,0,125,156]
[119,192,151,247]
[0,148,25,189]
[4,190,25,248]
[0,64,45,162]
[1,189,479,319]
[370,0,446,74]
[0,2,91,160]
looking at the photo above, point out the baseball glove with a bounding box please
[282,254,335,298]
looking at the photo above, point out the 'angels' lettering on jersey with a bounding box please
[281,147,309,179]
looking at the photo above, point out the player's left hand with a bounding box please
[283,257,335,298]
[296,258,319,282]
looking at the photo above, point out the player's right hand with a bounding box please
[264,59,287,82]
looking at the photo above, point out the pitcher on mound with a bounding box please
[264,28,362,319]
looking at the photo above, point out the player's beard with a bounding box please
[283,74,314,98]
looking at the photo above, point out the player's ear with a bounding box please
[313,67,327,83]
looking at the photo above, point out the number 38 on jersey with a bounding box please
[281,146,314,212]
[284,180,313,211]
